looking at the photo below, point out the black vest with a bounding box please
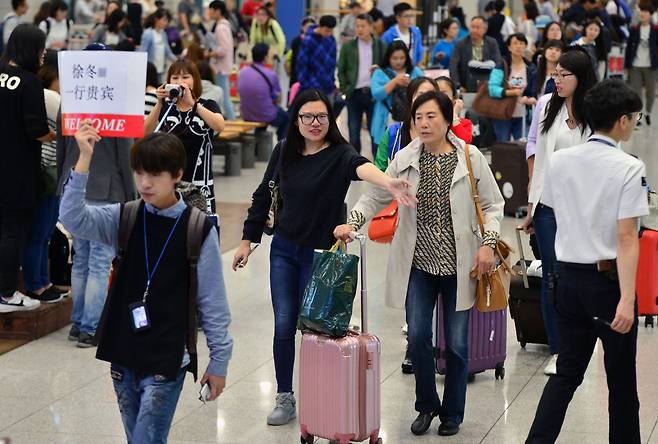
[96,204,211,380]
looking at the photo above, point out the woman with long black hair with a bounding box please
[90,9,129,46]
[232,89,415,427]
[371,40,423,157]
[0,24,53,312]
[522,48,598,375]
[535,39,563,96]
[571,19,607,80]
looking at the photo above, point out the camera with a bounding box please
[165,84,184,99]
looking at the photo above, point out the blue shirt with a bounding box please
[381,25,424,66]
[430,39,456,69]
[297,24,338,94]
[59,170,233,377]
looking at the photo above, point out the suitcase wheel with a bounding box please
[495,363,505,380]
[645,316,654,328]
[370,439,383,444]
[300,435,313,444]
[520,341,527,349]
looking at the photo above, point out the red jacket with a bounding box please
[452,118,473,144]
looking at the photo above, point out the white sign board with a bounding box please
[59,51,147,138]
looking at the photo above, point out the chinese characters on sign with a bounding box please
[67,64,114,102]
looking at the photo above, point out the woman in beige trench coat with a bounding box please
[335,91,504,438]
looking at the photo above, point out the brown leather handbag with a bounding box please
[464,145,513,312]
[471,61,517,120]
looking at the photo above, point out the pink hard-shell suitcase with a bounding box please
[299,233,382,444]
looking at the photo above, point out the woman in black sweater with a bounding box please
[233,88,415,426]
[0,24,53,312]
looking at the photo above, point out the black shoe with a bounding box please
[401,345,413,374]
[438,421,460,436]
[68,325,80,341]
[646,114,651,126]
[411,410,439,435]
[26,287,63,304]
[49,286,71,297]
[77,332,98,348]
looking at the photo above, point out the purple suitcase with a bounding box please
[434,299,507,380]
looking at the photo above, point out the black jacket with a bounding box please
[625,24,658,69]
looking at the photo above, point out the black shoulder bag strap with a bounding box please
[251,63,275,97]
[94,199,142,343]
[382,68,397,114]
[185,206,208,381]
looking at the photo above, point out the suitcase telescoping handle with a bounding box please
[349,231,369,334]
[515,226,530,289]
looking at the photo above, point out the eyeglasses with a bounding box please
[632,112,643,122]
[298,113,330,126]
[550,71,575,81]
[400,13,415,19]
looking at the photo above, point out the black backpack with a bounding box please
[382,69,409,122]
[96,200,209,380]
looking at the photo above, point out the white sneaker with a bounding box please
[0,291,41,313]
[544,354,558,376]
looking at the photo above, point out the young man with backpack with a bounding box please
[1,0,29,48]
[381,3,424,66]
[59,124,233,443]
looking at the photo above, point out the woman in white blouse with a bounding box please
[522,48,597,375]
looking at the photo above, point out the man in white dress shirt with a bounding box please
[526,79,648,444]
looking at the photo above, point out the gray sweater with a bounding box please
[56,111,136,203]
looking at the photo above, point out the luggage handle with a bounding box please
[515,226,530,289]
[349,231,369,334]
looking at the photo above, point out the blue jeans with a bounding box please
[111,364,186,444]
[22,195,59,292]
[270,106,289,142]
[216,73,236,120]
[533,203,559,354]
[492,117,523,142]
[71,233,115,335]
[406,268,469,424]
[346,88,374,154]
[269,235,315,393]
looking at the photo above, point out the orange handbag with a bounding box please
[367,201,399,244]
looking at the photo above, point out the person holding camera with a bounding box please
[144,59,225,218]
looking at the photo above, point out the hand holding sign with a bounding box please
[74,119,101,174]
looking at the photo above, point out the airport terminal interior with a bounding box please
[0,112,656,444]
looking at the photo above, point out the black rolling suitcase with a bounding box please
[509,227,547,348]
[491,141,528,217]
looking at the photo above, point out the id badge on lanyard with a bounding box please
[129,300,151,332]
[131,205,184,333]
